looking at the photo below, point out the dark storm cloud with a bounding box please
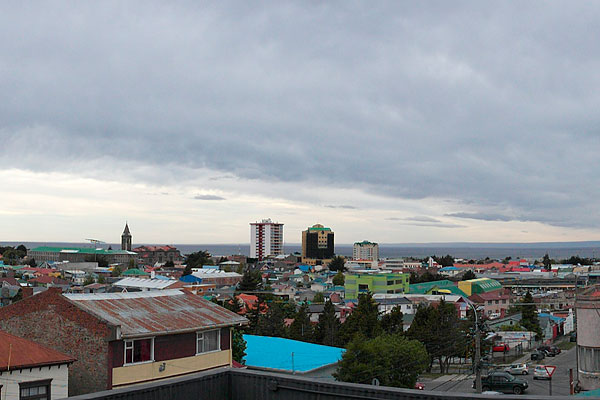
[2,1,600,229]
[193,195,225,201]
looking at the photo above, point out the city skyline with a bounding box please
[3,2,600,244]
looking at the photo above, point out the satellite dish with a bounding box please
[372,378,380,386]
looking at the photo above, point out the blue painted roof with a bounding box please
[439,266,459,271]
[243,334,344,373]
[538,313,565,323]
[179,274,203,283]
[298,265,312,272]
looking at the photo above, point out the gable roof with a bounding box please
[63,290,247,338]
[0,330,75,371]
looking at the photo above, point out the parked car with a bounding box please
[534,366,551,380]
[537,346,558,357]
[474,372,528,394]
[531,351,545,361]
[493,343,510,352]
[414,382,425,390]
[505,364,529,375]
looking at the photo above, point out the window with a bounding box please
[124,338,153,364]
[387,280,394,286]
[19,380,51,400]
[197,330,220,354]
[495,300,499,304]
[579,346,600,372]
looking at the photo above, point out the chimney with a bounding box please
[21,287,33,299]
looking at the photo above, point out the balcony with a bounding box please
[63,367,567,400]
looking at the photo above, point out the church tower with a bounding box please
[121,222,132,251]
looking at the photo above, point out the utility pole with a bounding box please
[470,303,482,393]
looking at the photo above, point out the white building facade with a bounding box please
[352,241,379,261]
[250,219,284,260]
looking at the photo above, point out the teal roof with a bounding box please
[29,246,133,255]
[308,226,331,232]
[409,280,467,297]
[121,268,150,276]
[471,278,502,292]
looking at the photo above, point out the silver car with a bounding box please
[505,364,529,375]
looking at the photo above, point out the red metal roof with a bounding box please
[64,290,247,338]
[0,330,75,371]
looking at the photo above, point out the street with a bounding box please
[425,345,576,396]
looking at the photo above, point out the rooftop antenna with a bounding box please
[85,238,106,249]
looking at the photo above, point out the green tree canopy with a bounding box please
[380,306,404,335]
[255,302,286,338]
[328,255,346,272]
[461,270,477,281]
[332,271,345,286]
[339,292,381,345]
[288,302,313,342]
[313,292,325,303]
[232,328,247,364]
[186,250,213,269]
[334,334,429,388]
[314,300,341,347]
[237,269,263,294]
[519,291,542,339]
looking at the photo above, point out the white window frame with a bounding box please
[196,329,221,355]
[124,337,155,365]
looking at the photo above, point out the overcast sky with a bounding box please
[2,1,600,244]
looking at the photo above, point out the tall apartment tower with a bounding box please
[250,219,284,260]
[121,222,132,251]
[301,224,334,265]
[353,240,379,261]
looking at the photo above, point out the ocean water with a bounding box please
[4,241,600,260]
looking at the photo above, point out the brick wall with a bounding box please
[0,289,113,396]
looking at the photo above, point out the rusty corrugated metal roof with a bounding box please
[64,290,247,338]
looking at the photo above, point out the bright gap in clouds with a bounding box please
[0,168,596,244]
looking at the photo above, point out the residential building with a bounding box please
[0,288,247,396]
[28,247,136,265]
[352,240,379,261]
[191,269,243,287]
[457,278,502,296]
[408,280,468,297]
[301,224,334,265]
[112,277,185,291]
[469,289,512,318]
[121,223,132,251]
[344,272,409,300]
[576,285,600,391]
[250,219,284,261]
[372,294,415,316]
[133,245,182,265]
[0,330,75,400]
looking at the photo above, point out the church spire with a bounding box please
[121,222,132,251]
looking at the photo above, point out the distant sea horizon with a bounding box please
[3,240,600,260]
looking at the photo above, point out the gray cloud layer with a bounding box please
[2,2,600,229]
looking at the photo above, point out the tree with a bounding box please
[314,300,341,346]
[313,292,325,303]
[380,306,404,335]
[334,334,429,388]
[433,254,455,267]
[186,250,213,269]
[339,292,381,345]
[409,271,444,284]
[332,271,345,286]
[182,264,193,276]
[111,265,123,277]
[97,275,106,284]
[128,258,136,269]
[289,302,313,342]
[224,296,242,314]
[328,256,346,272]
[244,299,264,334]
[519,291,542,340]
[27,258,37,268]
[164,260,175,269]
[256,302,286,337]
[406,301,465,373]
[542,253,552,271]
[237,269,262,294]
[83,276,95,286]
[461,270,477,281]
[232,328,247,364]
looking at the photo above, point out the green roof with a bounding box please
[470,278,502,292]
[30,246,133,255]
[409,280,467,296]
[121,268,149,276]
[308,227,331,232]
